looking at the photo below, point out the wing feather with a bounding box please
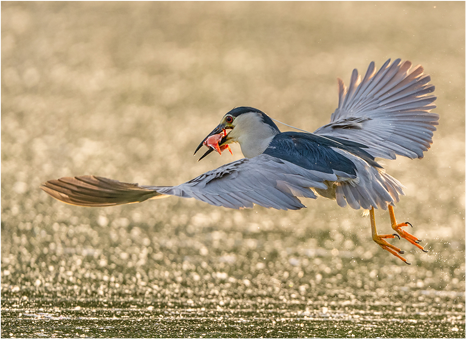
[159,154,341,210]
[314,58,438,160]
[41,175,165,207]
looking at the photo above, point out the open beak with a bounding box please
[194,124,231,161]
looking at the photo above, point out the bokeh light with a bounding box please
[2,2,464,337]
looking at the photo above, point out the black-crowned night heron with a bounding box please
[42,58,438,264]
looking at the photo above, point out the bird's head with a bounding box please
[194,107,281,160]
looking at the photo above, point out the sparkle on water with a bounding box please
[2,2,465,338]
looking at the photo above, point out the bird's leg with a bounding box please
[388,205,428,252]
[370,207,410,264]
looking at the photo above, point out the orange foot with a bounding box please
[389,205,428,253]
[392,221,428,253]
[370,207,410,264]
[372,232,410,264]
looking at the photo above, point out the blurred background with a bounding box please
[2,2,464,337]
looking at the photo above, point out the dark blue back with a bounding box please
[263,132,381,176]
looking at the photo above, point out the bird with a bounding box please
[41,58,438,264]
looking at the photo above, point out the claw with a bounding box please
[422,249,428,253]
[404,261,411,265]
[394,227,426,251]
[388,206,426,253]
[379,243,409,264]
[371,207,414,264]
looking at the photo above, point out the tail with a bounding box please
[41,175,168,207]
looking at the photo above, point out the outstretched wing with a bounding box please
[41,155,339,210]
[314,58,438,160]
[155,154,343,210]
[42,149,401,211]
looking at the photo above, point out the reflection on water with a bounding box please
[2,290,465,337]
[2,235,465,337]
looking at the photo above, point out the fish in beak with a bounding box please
[194,124,233,161]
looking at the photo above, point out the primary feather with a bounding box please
[314,58,438,160]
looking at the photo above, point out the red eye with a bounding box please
[225,116,233,123]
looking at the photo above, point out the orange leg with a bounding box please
[370,207,410,265]
[388,205,428,253]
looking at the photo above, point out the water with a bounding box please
[2,2,464,337]
[2,289,464,337]
[2,227,464,337]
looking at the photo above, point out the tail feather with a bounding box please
[41,175,166,207]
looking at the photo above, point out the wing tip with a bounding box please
[41,182,80,206]
[337,78,346,108]
[41,175,163,207]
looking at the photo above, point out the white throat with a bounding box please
[228,112,279,158]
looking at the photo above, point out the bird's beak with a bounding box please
[194,123,230,161]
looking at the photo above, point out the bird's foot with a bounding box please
[392,222,428,253]
[372,233,410,264]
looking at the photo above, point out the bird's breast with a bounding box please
[238,134,276,158]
